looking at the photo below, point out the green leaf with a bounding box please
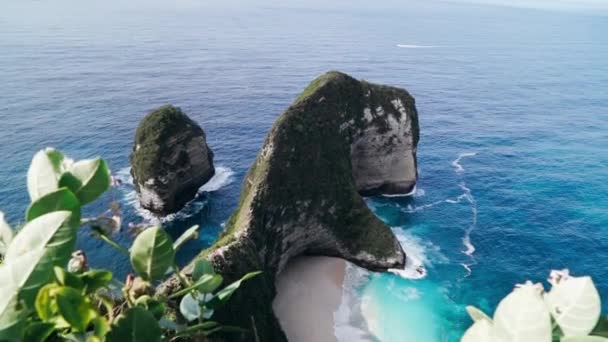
[35,284,60,323]
[561,337,608,342]
[55,287,97,332]
[27,148,65,202]
[207,271,262,310]
[545,275,601,337]
[23,322,54,342]
[54,266,84,290]
[0,212,13,256]
[80,270,112,294]
[91,317,110,339]
[168,274,224,299]
[26,188,81,224]
[466,305,492,323]
[59,158,111,205]
[196,274,223,293]
[173,321,221,338]
[493,282,552,342]
[192,258,215,281]
[591,317,608,337]
[0,295,26,342]
[3,211,77,305]
[173,225,200,251]
[106,307,161,342]
[130,227,175,282]
[134,296,165,320]
[179,293,203,322]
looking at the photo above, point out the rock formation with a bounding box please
[130,105,215,216]
[159,71,419,341]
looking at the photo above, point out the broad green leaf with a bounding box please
[26,188,80,224]
[0,212,13,255]
[91,317,110,339]
[207,271,262,310]
[545,276,601,337]
[1,249,45,313]
[54,266,84,290]
[561,337,608,342]
[23,322,54,342]
[59,158,111,205]
[466,305,492,323]
[173,225,199,251]
[196,274,223,294]
[80,270,112,294]
[461,318,495,342]
[4,211,76,305]
[35,284,60,323]
[27,148,65,201]
[591,317,608,337]
[134,296,165,320]
[168,274,224,299]
[130,227,175,282]
[56,287,97,332]
[179,293,202,322]
[192,258,215,281]
[0,294,26,342]
[493,282,552,342]
[106,307,161,342]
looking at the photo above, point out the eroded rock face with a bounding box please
[130,105,214,216]
[159,72,419,341]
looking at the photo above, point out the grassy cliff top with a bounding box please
[130,105,205,182]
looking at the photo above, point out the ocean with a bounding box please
[1,0,607,341]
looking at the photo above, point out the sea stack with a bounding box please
[159,71,419,341]
[130,105,215,216]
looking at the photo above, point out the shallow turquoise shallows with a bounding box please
[1,0,607,340]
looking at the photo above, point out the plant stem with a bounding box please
[173,262,191,288]
[98,234,130,255]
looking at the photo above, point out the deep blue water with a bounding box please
[1,0,607,341]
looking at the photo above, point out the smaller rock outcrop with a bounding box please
[130,105,214,216]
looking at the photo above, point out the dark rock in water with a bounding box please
[130,105,215,216]
[158,71,419,341]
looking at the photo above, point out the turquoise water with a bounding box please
[1,1,607,340]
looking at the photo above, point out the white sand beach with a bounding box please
[272,256,347,342]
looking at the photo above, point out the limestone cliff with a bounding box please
[130,105,215,216]
[159,71,419,341]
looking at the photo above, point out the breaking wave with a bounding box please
[114,166,234,223]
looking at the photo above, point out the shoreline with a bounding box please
[272,256,347,342]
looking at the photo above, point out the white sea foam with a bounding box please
[334,262,375,341]
[114,165,234,223]
[451,152,477,173]
[397,44,436,48]
[381,185,417,198]
[387,228,448,280]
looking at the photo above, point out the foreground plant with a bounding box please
[463,269,608,342]
[0,148,260,341]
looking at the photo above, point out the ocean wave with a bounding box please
[396,44,436,48]
[451,152,477,173]
[334,262,375,342]
[113,165,234,223]
[388,228,449,280]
